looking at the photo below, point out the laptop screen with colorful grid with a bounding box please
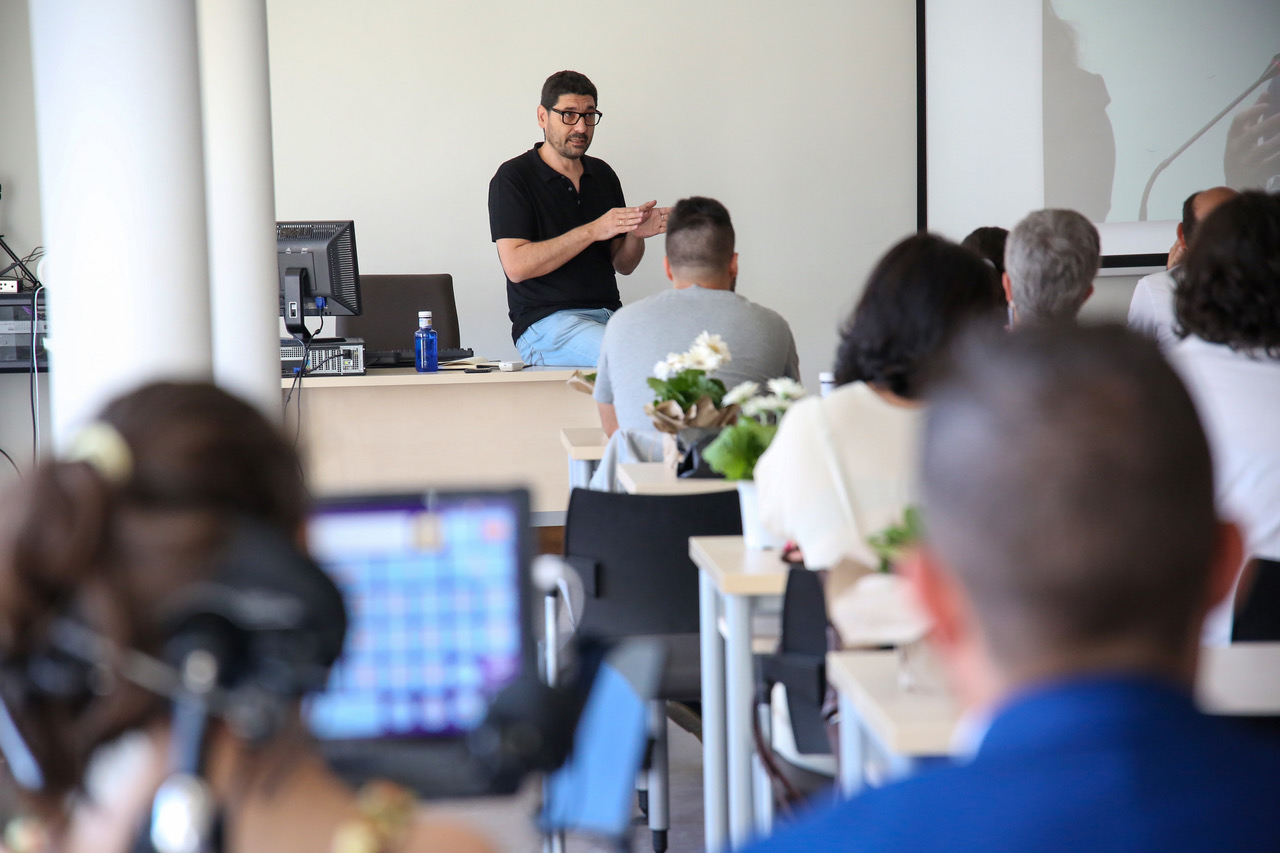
[305,491,529,741]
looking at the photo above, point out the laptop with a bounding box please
[305,489,533,798]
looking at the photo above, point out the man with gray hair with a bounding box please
[1002,208,1100,325]
[744,324,1280,853]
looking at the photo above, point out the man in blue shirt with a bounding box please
[747,324,1280,853]
[488,70,668,366]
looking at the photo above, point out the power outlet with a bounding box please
[0,279,19,295]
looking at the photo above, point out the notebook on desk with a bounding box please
[305,489,533,798]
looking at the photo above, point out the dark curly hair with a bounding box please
[1175,191,1280,355]
[833,233,1007,398]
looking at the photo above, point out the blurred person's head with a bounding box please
[1003,209,1100,325]
[1178,186,1238,256]
[1175,190,1280,356]
[0,382,339,823]
[833,233,1006,400]
[903,325,1241,710]
[960,226,1009,277]
[664,196,738,290]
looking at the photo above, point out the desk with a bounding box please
[559,427,607,489]
[689,535,789,851]
[826,651,959,796]
[1197,642,1280,714]
[619,462,739,496]
[827,642,1280,798]
[283,366,599,520]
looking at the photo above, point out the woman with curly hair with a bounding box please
[1170,190,1280,645]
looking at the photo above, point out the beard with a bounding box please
[550,132,590,160]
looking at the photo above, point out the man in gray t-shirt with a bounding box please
[594,197,799,436]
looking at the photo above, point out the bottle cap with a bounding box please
[418,310,432,319]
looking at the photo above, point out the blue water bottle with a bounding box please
[415,310,438,372]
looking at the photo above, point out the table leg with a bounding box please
[567,458,595,489]
[700,574,728,852]
[724,594,755,848]
[838,691,863,798]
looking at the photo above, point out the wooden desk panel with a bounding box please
[286,367,600,514]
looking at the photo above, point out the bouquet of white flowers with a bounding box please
[703,377,806,480]
[643,332,741,435]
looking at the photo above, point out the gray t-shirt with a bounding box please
[594,287,800,433]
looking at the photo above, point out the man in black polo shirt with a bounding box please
[488,70,669,366]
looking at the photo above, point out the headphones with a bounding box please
[0,518,348,853]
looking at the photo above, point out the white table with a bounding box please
[826,650,959,796]
[689,535,790,851]
[618,462,739,496]
[559,427,607,489]
[827,642,1280,798]
[283,366,598,522]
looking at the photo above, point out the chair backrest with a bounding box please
[1233,557,1280,642]
[563,488,742,638]
[335,274,461,350]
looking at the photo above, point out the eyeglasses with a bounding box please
[549,107,603,126]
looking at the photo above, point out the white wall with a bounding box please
[264,0,920,392]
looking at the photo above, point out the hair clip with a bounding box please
[65,422,132,485]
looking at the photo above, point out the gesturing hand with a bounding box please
[594,205,648,241]
[632,201,672,239]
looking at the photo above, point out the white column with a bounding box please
[198,0,282,419]
[29,0,213,449]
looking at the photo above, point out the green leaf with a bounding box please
[866,505,925,572]
[703,418,777,480]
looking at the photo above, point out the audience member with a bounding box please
[1128,186,1237,349]
[0,383,493,853]
[959,226,1008,277]
[746,324,1280,853]
[593,196,799,437]
[1003,209,1099,325]
[755,233,1004,578]
[1168,190,1280,645]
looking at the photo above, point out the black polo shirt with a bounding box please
[488,143,626,343]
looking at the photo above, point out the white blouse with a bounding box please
[754,382,920,571]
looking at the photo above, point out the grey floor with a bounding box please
[422,718,705,853]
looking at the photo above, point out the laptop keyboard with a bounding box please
[366,347,474,368]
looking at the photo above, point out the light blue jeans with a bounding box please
[516,308,614,367]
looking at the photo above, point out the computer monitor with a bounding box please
[277,220,362,342]
[304,489,535,797]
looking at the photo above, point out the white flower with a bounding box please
[684,343,722,371]
[767,377,806,400]
[653,352,687,381]
[742,394,790,419]
[689,331,731,369]
[723,381,760,407]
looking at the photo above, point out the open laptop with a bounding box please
[305,489,533,798]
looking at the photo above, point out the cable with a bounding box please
[291,315,324,446]
[0,447,20,480]
[29,285,45,463]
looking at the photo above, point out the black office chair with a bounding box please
[560,488,742,853]
[335,273,461,351]
[1233,557,1280,642]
